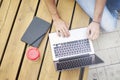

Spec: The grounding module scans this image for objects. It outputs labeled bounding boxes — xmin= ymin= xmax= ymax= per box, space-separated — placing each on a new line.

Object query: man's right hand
xmin=53 ymin=18 xmax=70 ymax=37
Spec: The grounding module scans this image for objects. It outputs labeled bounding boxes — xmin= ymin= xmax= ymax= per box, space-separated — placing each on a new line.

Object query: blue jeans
xmin=76 ymin=0 xmax=120 ymax=32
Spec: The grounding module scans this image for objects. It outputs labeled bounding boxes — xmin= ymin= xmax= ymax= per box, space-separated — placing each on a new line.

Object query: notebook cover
xmin=21 ymin=17 xmax=51 ymax=47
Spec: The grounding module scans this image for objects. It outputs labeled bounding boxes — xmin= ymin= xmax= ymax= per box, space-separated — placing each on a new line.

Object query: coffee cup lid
xmin=26 ymin=47 xmax=40 ymax=61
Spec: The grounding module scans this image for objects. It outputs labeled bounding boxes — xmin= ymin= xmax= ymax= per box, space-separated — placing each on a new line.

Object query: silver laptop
xmin=49 ymin=27 xmax=103 ymax=71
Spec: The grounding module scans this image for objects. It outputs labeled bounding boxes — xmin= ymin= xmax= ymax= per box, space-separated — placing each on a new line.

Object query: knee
xmin=101 ymin=19 xmax=117 ymax=32
xmin=104 ymin=24 xmax=116 ymax=32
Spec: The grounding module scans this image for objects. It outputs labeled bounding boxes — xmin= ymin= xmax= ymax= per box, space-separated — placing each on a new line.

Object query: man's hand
xmin=53 ymin=18 xmax=70 ymax=37
xmin=45 ymin=0 xmax=70 ymax=37
xmin=87 ymin=21 xmax=100 ymax=40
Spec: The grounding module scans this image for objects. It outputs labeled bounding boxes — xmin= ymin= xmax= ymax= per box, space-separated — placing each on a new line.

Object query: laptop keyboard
xmin=53 ymin=39 xmax=91 ymax=58
xmin=56 ymin=56 xmax=93 ymax=70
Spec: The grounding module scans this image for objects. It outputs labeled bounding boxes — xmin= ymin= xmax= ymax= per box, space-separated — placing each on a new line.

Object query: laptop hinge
xmin=59 ymin=53 xmax=91 ymax=62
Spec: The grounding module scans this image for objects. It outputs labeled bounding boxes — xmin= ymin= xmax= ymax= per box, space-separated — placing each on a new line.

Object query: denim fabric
xmin=76 ymin=0 xmax=119 ymax=32
xmin=106 ymin=0 xmax=120 ymax=10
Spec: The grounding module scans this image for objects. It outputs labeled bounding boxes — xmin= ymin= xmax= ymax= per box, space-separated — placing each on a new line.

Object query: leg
xmin=76 ymin=0 xmax=117 ymax=32
xmin=106 ymin=0 xmax=120 ymax=10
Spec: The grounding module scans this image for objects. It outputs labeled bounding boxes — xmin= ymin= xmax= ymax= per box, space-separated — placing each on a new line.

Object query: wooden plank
xmin=18 ymin=0 xmax=53 ymax=79
xmin=56 ymin=0 xmax=74 ymax=24
xmin=38 ymin=0 xmax=52 ymax=23
xmin=0 ymin=0 xmax=3 ymax=7
xmin=0 ymin=0 xmax=20 ymax=60
xmin=82 ymin=67 xmax=89 ymax=80
xmin=71 ymin=2 xmax=89 ymax=29
xmin=0 ymin=0 xmax=10 ymax=29
xmin=0 ymin=0 xmax=38 ymax=79
xmin=39 ymin=0 xmax=76 ymax=79
xmin=60 ymin=69 xmax=79 ymax=80
xmin=0 ymin=0 xmax=10 ymax=60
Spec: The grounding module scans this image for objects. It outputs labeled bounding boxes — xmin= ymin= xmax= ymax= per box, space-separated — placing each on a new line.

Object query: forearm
xmin=45 ymin=0 xmax=60 ymax=21
xmin=93 ymin=0 xmax=107 ymax=23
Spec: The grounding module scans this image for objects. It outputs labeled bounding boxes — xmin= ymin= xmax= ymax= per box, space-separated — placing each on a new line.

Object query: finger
xmin=60 ymin=28 xmax=67 ymax=37
xmin=57 ymin=31 xmax=60 ymax=36
xmin=93 ymin=32 xmax=99 ymax=40
xmin=62 ymin=24 xmax=70 ymax=36
xmin=63 ymin=27 xmax=70 ymax=37
xmin=66 ymin=23 xmax=70 ymax=29
xmin=87 ymin=28 xmax=90 ymax=38
xmin=92 ymin=34 xmax=97 ymax=40
xmin=57 ymin=30 xmax=61 ymax=37
xmin=89 ymin=31 xmax=95 ymax=40
xmin=59 ymin=29 xmax=66 ymax=37
xmin=62 ymin=27 xmax=70 ymax=37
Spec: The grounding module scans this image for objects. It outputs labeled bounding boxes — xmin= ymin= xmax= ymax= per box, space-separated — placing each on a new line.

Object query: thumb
xmin=87 ymin=28 xmax=90 ymax=38
xmin=56 ymin=28 xmax=61 ymax=37
xmin=66 ymin=23 xmax=70 ymax=29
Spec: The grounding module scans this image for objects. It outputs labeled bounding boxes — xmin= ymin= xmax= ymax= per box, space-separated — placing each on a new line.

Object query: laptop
xmin=49 ymin=27 xmax=103 ymax=71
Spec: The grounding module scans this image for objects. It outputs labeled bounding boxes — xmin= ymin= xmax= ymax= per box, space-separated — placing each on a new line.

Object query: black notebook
xmin=21 ymin=17 xmax=51 ymax=47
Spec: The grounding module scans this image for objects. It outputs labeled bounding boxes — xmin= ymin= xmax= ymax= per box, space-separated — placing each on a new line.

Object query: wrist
xmin=92 ymin=18 xmax=101 ymax=24
xmin=93 ymin=17 xmax=101 ymax=23
xmin=92 ymin=20 xmax=100 ymax=24
xmin=52 ymin=12 xmax=60 ymax=21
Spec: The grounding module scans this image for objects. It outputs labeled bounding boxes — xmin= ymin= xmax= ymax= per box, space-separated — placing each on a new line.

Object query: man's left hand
xmin=87 ymin=22 xmax=100 ymax=40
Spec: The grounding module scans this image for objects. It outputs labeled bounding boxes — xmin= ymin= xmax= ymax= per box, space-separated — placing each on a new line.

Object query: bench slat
xmin=0 ymin=0 xmax=10 ymax=29
xmin=0 ymin=0 xmax=38 ymax=79
xmin=82 ymin=67 xmax=89 ymax=80
xmin=72 ymin=3 xmax=89 ymax=28
xmin=0 ymin=0 xmax=20 ymax=62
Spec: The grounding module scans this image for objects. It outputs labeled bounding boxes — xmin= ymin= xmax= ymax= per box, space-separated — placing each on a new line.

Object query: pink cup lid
xmin=26 ymin=47 xmax=40 ymax=61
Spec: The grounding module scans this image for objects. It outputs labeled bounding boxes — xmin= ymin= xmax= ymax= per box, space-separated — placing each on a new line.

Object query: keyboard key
xmin=53 ymin=39 xmax=91 ymax=58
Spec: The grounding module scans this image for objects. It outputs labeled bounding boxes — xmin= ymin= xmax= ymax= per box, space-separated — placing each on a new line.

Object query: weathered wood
xmin=72 ymin=2 xmax=89 ymax=28
xmin=0 ymin=0 xmax=10 ymax=29
xmin=18 ymin=0 xmax=52 ymax=79
xmin=0 ymin=0 xmax=38 ymax=79
xmin=0 ymin=0 xmax=3 ymax=7
xmin=83 ymin=67 xmax=89 ymax=80
xmin=0 ymin=0 xmax=20 ymax=62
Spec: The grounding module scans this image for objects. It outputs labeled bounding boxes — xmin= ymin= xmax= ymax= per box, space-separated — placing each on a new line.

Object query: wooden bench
xmin=0 ymin=0 xmax=89 ymax=79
